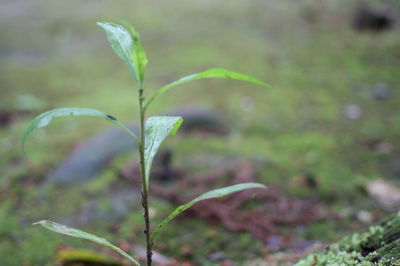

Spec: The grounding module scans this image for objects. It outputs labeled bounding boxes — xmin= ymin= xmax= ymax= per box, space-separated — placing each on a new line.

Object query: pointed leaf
xmin=144 ymin=116 xmax=183 ymax=188
xmin=150 ymin=183 xmax=266 ymax=241
xmin=145 ymin=68 xmax=269 ymax=110
xmin=21 ymin=107 xmax=138 ymax=152
xmin=97 ymin=22 xmax=147 ymax=87
xmin=34 ymin=220 xmax=140 ymax=266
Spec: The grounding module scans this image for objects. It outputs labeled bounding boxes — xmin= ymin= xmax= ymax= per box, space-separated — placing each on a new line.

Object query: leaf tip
xmin=250 ymin=183 xmax=267 ymax=189
xmin=96 ymin=21 xmax=107 ymax=27
xmin=97 ymin=21 xmax=114 ymax=32
xmin=170 ymin=117 xmax=183 ymax=136
xmin=20 ymin=141 xmax=26 ymax=155
xmin=32 ymin=220 xmax=46 ymax=226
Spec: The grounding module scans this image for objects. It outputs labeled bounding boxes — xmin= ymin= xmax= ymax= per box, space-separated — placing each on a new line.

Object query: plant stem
xmin=138 ymin=85 xmax=153 ymax=266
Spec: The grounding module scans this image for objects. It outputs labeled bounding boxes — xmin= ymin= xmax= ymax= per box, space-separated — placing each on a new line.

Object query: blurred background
xmin=1 ymin=0 xmax=400 ymax=265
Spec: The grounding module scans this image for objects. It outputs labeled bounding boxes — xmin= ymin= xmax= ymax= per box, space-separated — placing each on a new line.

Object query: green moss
xmin=296 ymin=213 xmax=400 ymax=265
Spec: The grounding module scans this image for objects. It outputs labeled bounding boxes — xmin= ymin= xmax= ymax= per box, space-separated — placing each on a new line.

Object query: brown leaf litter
xmin=122 ymin=160 xmax=326 ymax=242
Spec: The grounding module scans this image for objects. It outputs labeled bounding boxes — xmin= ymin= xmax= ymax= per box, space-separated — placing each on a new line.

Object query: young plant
xmin=22 ymin=22 xmax=268 ymax=265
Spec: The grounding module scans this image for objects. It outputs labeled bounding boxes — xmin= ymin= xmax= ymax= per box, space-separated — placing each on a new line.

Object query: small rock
xmin=0 ymin=110 xmax=13 ymax=128
xmin=344 ymin=104 xmax=362 ymax=119
xmin=373 ymin=82 xmax=392 ymax=100
xmin=366 ymin=179 xmax=400 ymax=211
xmin=353 ymin=4 xmax=395 ymax=32
xmin=375 ymin=141 xmax=393 ymax=155
xmin=207 ymin=251 xmax=226 ymax=261
xmin=357 ymin=210 xmax=374 ymax=223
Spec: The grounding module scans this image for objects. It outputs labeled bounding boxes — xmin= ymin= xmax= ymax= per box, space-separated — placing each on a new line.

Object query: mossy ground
xmin=1 ymin=0 xmax=400 ymax=264
xmin=295 ymin=213 xmax=400 ymax=265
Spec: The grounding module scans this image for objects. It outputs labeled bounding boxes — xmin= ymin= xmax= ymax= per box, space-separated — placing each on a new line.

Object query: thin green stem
xmin=138 ymin=85 xmax=153 ymax=266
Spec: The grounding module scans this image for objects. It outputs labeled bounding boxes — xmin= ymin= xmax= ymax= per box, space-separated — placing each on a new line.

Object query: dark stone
xmin=353 ymin=4 xmax=395 ymax=32
xmin=46 ymin=109 xmax=227 ymax=185
xmin=0 ymin=110 xmax=13 ymax=128
xmin=46 ymin=125 xmax=138 ymax=185
xmin=373 ymin=82 xmax=392 ymax=101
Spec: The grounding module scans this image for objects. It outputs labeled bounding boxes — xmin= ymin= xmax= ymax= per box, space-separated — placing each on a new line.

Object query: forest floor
xmin=1 ymin=0 xmax=400 ymax=265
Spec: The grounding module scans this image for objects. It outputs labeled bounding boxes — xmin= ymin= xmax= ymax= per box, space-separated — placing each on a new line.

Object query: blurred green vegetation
xmin=1 ymin=0 xmax=400 ymax=264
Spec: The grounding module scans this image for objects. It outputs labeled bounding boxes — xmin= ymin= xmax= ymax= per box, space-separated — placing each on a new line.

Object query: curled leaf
xmin=144 ymin=116 xmax=183 ymax=189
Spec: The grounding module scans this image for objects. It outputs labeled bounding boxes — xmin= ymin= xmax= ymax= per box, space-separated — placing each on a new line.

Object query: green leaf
xmin=144 ymin=116 xmax=183 ymax=188
xmin=34 ymin=220 xmax=140 ymax=266
xmin=97 ymin=22 xmax=147 ymax=87
xmin=124 ymin=23 xmax=148 ymax=85
xmin=150 ymin=183 xmax=266 ymax=241
xmin=21 ymin=107 xmax=139 ymax=152
xmin=145 ymin=68 xmax=269 ymax=110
